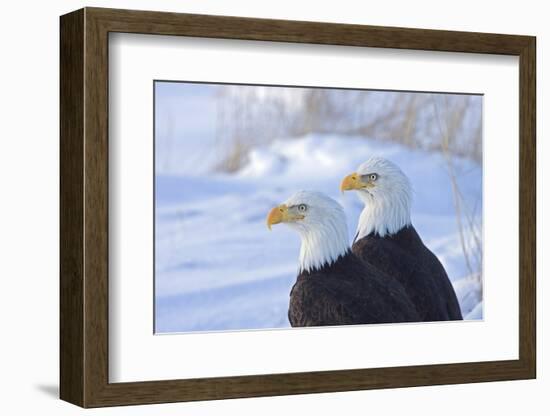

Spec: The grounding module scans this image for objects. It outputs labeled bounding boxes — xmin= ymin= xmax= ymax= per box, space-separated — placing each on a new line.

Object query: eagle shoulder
xmin=288 ymin=276 xmax=354 ymax=327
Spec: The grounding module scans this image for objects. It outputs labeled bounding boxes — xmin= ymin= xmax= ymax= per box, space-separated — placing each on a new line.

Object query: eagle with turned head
xmin=341 ymin=157 xmax=463 ymax=322
xmin=267 ymin=191 xmax=420 ymax=327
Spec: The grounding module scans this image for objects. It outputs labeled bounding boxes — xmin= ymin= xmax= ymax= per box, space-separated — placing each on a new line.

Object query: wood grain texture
xmin=59 ymin=7 xmax=537 ymax=408
xmin=83 ymin=10 xmax=110 ymax=406
xmin=518 ymin=38 xmax=536 ymax=376
xmin=87 ymin=7 xmax=532 ymax=54
xmin=59 ymin=8 xmax=84 ymax=406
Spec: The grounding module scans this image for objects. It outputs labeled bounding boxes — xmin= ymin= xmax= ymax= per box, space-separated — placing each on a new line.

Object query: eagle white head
xmin=340 ymin=157 xmax=412 ymax=239
xmin=266 ymin=191 xmax=349 ymax=273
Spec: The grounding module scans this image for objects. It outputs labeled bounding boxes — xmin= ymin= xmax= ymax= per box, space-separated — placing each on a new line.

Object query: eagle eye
xmin=369 ymin=173 xmax=378 ymax=181
xmin=298 ymin=204 xmax=307 ymax=212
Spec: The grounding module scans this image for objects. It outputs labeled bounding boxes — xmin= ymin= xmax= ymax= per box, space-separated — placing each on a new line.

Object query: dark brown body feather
xmin=288 ymin=251 xmax=420 ymax=327
xmin=352 ymin=225 xmax=463 ymax=321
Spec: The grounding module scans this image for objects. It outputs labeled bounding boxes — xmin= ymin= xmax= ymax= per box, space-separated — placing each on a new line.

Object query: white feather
xmin=283 ymin=191 xmax=349 ymax=273
xmin=354 ymin=157 xmax=412 ymax=239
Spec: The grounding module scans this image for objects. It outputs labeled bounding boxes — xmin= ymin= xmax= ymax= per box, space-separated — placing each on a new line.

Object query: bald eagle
xmin=267 ymin=191 xmax=419 ymax=327
xmin=340 ymin=157 xmax=463 ymax=321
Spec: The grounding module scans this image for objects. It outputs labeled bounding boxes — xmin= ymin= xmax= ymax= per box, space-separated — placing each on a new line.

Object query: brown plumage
xmin=267 ymin=191 xmax=420 ymax=328
xmin=288 ymin=250 xmax=420 ymax=327
xmin=352 ymin=225 xmax=463 ymax=321
xmin=341 ymin=158 xmax=463 ymax=322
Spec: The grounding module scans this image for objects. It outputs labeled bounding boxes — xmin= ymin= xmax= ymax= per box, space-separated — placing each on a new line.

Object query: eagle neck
xmin=297 ymin=215 xmax=350 ymax=274
xmin=355 ymin=189 xmax=411 ymax=240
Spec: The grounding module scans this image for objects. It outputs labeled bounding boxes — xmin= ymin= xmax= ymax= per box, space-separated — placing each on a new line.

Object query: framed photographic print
xmin=60 ymin=7 xmax=536 ymax=408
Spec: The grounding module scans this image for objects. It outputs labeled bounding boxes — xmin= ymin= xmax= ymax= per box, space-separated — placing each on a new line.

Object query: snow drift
xmin=155 ymin=134 xmax=483 ymax=333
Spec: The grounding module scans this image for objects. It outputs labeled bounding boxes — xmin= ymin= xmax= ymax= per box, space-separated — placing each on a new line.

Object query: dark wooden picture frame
xmin=60 ymin=7 xmax=536 ymax=408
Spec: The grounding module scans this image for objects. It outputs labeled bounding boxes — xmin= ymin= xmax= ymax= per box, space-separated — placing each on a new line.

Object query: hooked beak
xmin=267 ymin=204 xmax=289 ymax=230
xmin=340 ymin=172 xmax=369 ymax=193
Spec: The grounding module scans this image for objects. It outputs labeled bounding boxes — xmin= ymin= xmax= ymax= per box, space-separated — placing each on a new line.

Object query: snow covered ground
xmin=155 ymin=134 xmax=483 ymax=333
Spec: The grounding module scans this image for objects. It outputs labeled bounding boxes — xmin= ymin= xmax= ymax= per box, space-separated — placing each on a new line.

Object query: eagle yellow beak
xmin=340 ymin=172 xmax=368 ymax=192
xmin=267 ymin=204 xmax=289 ymax=230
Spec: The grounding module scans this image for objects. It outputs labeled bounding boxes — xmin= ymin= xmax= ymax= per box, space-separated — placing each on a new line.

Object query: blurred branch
xmin=214 ymin=87 xmax=482 ymax=174
xmin=432 ymin=95 xmax=483 ymax=281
